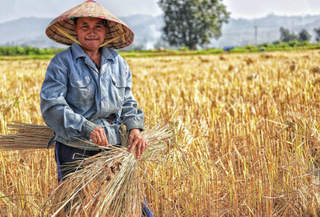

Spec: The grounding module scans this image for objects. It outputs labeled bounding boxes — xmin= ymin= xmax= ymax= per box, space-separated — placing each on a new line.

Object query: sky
xmin=0 ymin=0 xmax=320 ymax=23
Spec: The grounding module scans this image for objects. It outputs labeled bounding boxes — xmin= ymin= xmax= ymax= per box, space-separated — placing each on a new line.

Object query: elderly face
xmin=74 ymin=17 xmax=108 ymax=53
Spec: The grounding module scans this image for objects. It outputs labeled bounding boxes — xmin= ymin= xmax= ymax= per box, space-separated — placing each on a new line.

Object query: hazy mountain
xmin=0 ymin=14 xmax=320 ymax=49
xmin=0 ymin=17 xmax=63 ymax=48
xmin=212 ymin=14 xmax=320 ymax=48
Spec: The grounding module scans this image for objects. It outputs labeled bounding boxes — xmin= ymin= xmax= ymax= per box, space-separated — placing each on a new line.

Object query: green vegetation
xmin=0 ymin=46 xmax=64 ymax=56
xmin=0 ymin=41 xmax=320 ymax=60
xmin=119 ymin=42 xmax=320 ymax=57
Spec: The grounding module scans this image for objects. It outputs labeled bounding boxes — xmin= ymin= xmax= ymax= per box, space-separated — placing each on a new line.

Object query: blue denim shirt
xmin=40 ymin=43 xmax=144 ymax=149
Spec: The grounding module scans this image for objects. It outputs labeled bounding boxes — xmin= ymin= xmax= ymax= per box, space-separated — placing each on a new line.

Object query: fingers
xmin=128 ymin=134 xmax=147 ymax=159
xmin=90 ymin=127 xmax=109 ymax=147
xmin=128 ymin=133 xmax=134 ymax=149
xmin=129 ymin=136 xmax=139 ymax=154
xmin=130 ymin=138 xmax=142 ymax=160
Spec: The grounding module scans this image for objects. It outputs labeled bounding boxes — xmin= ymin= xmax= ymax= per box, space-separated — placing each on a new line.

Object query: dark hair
xmin=73 ymin=17 xmax=108 ymax=27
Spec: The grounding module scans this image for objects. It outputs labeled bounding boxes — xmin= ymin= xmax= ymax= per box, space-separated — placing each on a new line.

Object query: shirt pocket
xmin=110 ymin=75 xmax=126 ymax=106
xmin=69 ymin=76 xmax=95 ymax=110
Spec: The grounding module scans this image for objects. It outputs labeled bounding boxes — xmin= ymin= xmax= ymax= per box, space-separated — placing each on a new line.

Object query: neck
xmin=83 ymin=48 xmax=100 ymax=59
xmin=83 ymin=48 xmax=101 ymax=66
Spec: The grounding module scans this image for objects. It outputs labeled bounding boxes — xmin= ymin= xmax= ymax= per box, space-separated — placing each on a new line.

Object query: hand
xmin=90 ymin=127 xmax=109 ymax=147
xmin=128 ymin=129 xmax=147 ymax=159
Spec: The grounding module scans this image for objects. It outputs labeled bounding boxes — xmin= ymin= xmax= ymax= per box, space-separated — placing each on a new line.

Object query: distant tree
xmin=314 ymin=28 xmax=320 ymax=42
xmin=280 ymin=27 xmax=298 ymax=42
xmin=298 ymin=29 xmax=311 ymax=42
xmin=272 ymin=40 xmax=280 ymax=45
xmin=158 ymin=0 xmax=230 ymax=50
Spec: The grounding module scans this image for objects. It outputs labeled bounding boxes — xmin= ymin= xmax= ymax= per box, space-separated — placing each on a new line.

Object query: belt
xmin=90 ymin=114 xmax=116 ymax=124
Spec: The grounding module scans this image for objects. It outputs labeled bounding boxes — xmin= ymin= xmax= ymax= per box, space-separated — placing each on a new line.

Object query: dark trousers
xmin=55 ymin=142 xmax=154 ymax=217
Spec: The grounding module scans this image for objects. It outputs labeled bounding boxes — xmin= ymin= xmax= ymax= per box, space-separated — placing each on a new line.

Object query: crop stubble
xmin=1 ymin=51 xmax=320 ymax=216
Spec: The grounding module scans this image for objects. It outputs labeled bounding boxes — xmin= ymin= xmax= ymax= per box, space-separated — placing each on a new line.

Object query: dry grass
xmin=1 ymin=50 xmax=320 ymax=216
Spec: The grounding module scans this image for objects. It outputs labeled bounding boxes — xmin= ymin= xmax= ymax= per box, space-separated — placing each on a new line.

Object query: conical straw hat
xmin=45 ymin=0 xmax=134 ymax=49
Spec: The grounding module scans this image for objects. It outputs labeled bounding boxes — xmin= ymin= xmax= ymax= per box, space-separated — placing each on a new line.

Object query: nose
xmin=88 ymin=27 xmax=96 ymax=35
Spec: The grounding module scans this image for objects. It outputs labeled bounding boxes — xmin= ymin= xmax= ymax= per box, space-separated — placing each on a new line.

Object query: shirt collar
xmin=71 ymin=43 xmax=115 ymax=62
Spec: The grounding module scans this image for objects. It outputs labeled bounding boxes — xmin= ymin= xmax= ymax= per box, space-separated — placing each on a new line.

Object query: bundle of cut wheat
xmin=0 ymin=122 xmax=53 ymax=150
xmin=41 ymin=122 xmax=178 ymax=216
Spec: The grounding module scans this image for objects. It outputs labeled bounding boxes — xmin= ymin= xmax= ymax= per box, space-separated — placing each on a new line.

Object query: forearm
xmin=41 ymin=95 xmax=97 ymax=140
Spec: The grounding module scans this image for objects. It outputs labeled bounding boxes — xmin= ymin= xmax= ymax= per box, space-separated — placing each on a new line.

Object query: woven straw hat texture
xmin=45 ymin=0 xmax=134 ymax=49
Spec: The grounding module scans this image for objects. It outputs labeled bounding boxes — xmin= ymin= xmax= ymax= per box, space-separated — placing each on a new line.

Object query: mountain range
xmin=0 ymin=13 xmax=320 ymax=49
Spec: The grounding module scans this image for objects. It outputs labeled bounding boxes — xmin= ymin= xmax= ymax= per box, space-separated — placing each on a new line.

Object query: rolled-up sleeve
xmin=40 ymin=56 xmax=97 ymax=140
xmin=120 ymin=62 xmax=144 ymax=131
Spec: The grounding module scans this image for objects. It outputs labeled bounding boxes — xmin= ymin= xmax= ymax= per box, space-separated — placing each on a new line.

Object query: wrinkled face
xmin=74 ymin=17 xmax=108 ymax=52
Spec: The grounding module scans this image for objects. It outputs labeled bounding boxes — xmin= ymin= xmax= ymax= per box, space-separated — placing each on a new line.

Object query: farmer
xmin=40 ymin=0 xmax=153 ymax=216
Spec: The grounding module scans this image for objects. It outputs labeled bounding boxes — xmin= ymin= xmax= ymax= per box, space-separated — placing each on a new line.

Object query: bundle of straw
xmin=0 ymin=122 xmax=54 ymax=150
xmin=42 ymin=122 xmax=176 ymax=216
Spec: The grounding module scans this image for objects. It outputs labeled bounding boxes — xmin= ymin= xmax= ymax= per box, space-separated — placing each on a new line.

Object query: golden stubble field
xmin=1 ymin=50 xmax=320 ymax=216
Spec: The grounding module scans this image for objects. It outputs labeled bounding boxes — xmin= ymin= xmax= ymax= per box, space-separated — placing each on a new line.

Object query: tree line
xmin=274 ymin=27 xmax=320 ymax=44
xmin=0 ymin=46 xmax=64 ymax=56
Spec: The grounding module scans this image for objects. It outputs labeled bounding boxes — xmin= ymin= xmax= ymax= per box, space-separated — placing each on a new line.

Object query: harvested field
xmin=1 ymin=50 xmax=320 ymax=216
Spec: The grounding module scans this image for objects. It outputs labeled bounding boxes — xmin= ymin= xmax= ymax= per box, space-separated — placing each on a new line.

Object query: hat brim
xmin=45 ymin=1 xmax=134 ymax=49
